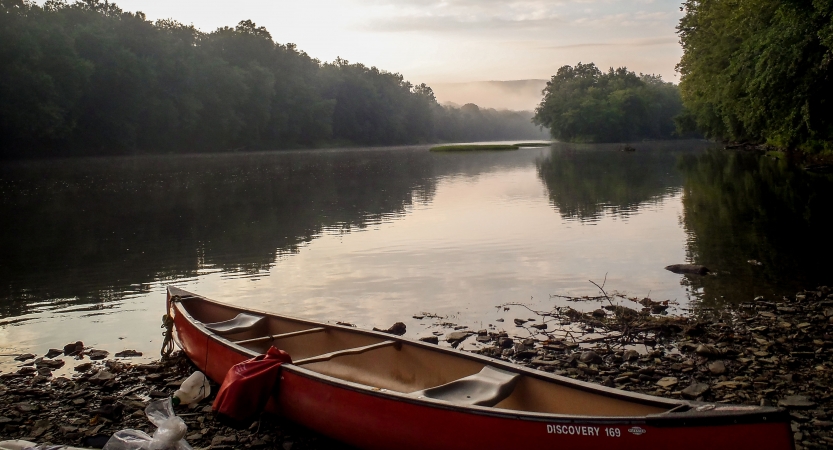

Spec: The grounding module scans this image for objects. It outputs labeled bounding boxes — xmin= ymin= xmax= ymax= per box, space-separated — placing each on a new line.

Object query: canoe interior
xmin=176 ymin=295 xmax=671 ymax=417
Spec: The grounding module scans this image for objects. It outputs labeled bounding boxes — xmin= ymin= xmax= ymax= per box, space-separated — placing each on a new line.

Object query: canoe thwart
xmin=234 ymin=327 xmax=327 ymax=345
xmin=294 ymin=340 xmax=400 ymax=365
xmin=205 ymin=312 xmax=265 ymax=335
xmin=410 ymin=365 xmax=519 ymax=407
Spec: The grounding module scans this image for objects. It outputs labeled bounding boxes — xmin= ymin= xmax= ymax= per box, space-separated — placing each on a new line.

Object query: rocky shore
xmin=2 ymin=287 xmax=831 ymax=449
xmin=465 ymin=287 xmax=833 ymax=450
xmin=0 ymin=351 xmax=347 ymax=449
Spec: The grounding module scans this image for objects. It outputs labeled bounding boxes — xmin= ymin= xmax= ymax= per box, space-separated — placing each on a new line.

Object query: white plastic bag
xmin=103 ymin=398 xmax=191 ymax=450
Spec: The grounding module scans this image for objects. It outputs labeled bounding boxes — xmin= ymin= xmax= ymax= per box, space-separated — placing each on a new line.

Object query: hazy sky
xmin=104 ymin=0 xmax=684 ymax=86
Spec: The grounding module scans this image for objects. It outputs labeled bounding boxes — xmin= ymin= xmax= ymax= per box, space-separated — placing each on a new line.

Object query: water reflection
xmin=678 ymin=150 xmax=833 ymax=304
xmin=535 ymin=141 xmax=700 ymax=221
xmin=5 ymin=141 xmax=831 ymax=365
xmin=0 ymin=149 xmax=437 ymax=317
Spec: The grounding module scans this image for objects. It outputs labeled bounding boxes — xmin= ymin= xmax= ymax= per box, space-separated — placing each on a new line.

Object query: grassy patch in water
xmin=514 ymin=142 xmax=552 ymax=147
xmin=429 ymin=144 xmax=519 ymax=152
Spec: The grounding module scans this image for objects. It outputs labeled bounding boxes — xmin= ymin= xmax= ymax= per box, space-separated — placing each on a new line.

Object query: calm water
xmin=2 ymin=142 xmax=832 ymax=370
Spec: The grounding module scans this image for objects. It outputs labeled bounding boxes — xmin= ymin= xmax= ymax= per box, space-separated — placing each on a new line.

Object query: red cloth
xmin=212 ymin=346 xmax=292 ymax=422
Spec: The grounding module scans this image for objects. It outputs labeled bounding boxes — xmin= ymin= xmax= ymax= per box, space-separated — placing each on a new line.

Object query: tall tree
xmin=677 ymin=0 xmax=833 ymax=150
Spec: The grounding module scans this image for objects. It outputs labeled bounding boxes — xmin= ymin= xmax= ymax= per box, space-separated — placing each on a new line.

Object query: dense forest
xmin=676 ymin=0 xmax=833 ymax=151
xmin=0 ymin=0 xmax=545 ymax=158
xmin=533 ymin=63 xmax=685 ymax=143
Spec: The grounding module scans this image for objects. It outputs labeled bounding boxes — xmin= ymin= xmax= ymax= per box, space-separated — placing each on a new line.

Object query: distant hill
xmin=430 ymin=79 xmax=548 ymax=111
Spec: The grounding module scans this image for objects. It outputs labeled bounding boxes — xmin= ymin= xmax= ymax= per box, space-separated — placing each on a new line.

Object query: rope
xmin=161 ymin=295 xmax=180 ymax=358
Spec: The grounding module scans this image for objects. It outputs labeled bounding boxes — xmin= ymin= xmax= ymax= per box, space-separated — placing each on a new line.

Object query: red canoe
xmin=167 ymin=286 xmax=794 ymax=450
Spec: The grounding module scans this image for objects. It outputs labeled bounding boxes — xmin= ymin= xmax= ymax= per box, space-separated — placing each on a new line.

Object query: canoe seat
xmin=410 ymin=366 xmax=519 ymax=407
xmin=204 ymin=313 xmax=265 ymax=335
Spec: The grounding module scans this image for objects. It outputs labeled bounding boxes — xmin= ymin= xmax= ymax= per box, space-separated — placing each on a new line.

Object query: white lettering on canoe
xmin=546 ymin=425 xmax=603 ymax=436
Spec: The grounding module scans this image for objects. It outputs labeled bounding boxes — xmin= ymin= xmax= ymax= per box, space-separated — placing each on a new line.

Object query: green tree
xmin=533 ymin=63 xmax=684 ymax=143
xmin=676 ymin=0 xmax=833 ymax=150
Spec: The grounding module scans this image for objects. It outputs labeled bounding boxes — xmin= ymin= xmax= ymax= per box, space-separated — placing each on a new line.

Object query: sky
xmin=81 ymin=0 xmax=686 ymax=108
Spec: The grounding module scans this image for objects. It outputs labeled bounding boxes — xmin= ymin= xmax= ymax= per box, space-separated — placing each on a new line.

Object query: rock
xmin=812 ymin=419 xmax=833 ymax=428
xmin=88 ymin=370 xmax=115 ymax=384
xmin=44 ymin=348 xmax=62 ymax=358
xmin=497 ymin=337 xmax=514 ymax=349
xmin=15 ymin=402 xmax=37 ymax=413
xmin=579 ymin=351 xmax=604 ymax=365
xmin=13 ymin=353 xmax=35 ymax=361
xmin=695 ymin=344 xmax=718 ymax=357
xmin=17 ymin=366 xmax=37 ymax=375
xmin=90 ymin=403 xmax=124 ymax=420
xmin=446 ymin=331 xmax=471 ymax=347
xmin=681 ymin=383 xmax=710 ymax=399
xmin=591 ymin=309 xmax=606 ymax=318
xmin=708 ymin=360 xmax=726 ymax=375
xmin=63 ymin=341 xmax=83 ymax=355
xmin=778 ymin=396 xmax=816 ymax=409
xmin=74 ymin=362 xmax=93 ymax=372
xmin=664 ymin=264 xmax=710 ymax=275
xmin=114 ymin=350 xmax=142 ymax=358
xmin=513 ymin=318 xmax=528 ymax=326
xmin=418 ymin=336 xmax=439 ymax=345
xmin=146 ymin=373 xmax=166 ymax=382
xmin=373 ymin=322 xmax=406 ymax=336
xmin=211 ymin=435 xmax=237 ymax=447
xmin=35 ymin=358 xmax=64 ymax=369
xmin=656 ymin=377 xmax=679 ymax=389
xmin=622 ymin=349 xmax=639 ymax=361
xmin=531 ymin=323 xmax=548 ymax=330
xmin=87 ymin=349 xmax=109 ymax=360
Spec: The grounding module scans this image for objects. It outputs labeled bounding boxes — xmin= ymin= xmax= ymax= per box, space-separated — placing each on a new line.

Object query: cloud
xmin=542 ymin=36 xmax=678 ymax=49
xmin=361 ymin=15 xmax=567 ymax=33
xmin=354 ymin=0 xmax=679 ymax=34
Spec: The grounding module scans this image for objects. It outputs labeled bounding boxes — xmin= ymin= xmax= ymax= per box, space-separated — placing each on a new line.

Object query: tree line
xmin=532 ymin=63 xmax=686 ymax=143
xmin=0 ymin=0 xmax=545 ymax=158
xmin=675 ymin=0 xmax=832 ymax=152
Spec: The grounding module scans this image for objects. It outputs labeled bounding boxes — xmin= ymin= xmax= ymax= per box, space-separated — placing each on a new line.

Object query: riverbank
xmin=0 ymin=351 xmax=347 ymax=449
xmin=1 ymin=287 xmax=830 ymax=449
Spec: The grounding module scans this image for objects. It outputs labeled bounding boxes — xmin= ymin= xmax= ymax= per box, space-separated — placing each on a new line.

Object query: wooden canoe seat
xmin=410 ymin=366 xmax=519 ymax=407
xmin=205 ymin=312 xmax=265 ymax=335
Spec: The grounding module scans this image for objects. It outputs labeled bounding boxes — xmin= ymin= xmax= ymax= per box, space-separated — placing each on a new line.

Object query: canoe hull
xmin=169 ymin=290 xmax=794 ymax=450
xmin=280 ymin=370 xmax=793 ymax=450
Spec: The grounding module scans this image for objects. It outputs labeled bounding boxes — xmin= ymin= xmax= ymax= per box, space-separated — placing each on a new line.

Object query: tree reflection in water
xmin=678 ymin=150 xmax=833 ymax=305
xmin=0 ymin=150 xmax=437 ymax=317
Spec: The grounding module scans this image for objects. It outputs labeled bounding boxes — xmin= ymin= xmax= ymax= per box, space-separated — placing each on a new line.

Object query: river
xmin=2 ymin=141 xmax=832 ymax=371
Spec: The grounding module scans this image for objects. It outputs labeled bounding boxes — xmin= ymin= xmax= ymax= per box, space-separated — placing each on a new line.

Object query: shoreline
xmin=1 ymin=287 xmax=830 ymax=449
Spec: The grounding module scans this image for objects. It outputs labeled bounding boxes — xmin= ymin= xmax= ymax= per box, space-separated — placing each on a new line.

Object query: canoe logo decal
xmin=627 ymin=426 xmax=646 ymax=436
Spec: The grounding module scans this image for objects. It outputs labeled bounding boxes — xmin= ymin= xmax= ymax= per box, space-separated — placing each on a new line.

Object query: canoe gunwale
xmin=167 ymin=286 xmax=789 ymax=428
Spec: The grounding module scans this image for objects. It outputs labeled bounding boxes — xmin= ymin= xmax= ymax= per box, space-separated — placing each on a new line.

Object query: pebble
xmin=681 ymin=383 xmax=710 ymax=399
xmin=708 ymin=360 xmax=726 ymax=374
xmin=656 ymin=377 xmax=679 ymax=389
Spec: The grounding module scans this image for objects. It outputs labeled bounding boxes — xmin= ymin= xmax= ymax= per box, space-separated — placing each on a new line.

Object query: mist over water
xmin=2 ymin=141 xmax=831 ymax=371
